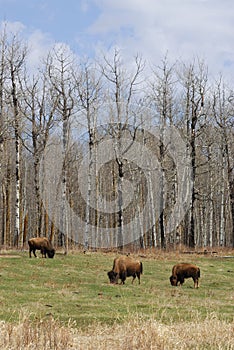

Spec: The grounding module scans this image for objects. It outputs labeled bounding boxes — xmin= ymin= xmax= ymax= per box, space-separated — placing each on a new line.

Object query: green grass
xmin=0 ymin=250 xmax=233 ymax=328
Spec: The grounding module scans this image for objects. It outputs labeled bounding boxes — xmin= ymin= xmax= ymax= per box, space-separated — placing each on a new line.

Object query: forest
xmin=0 ymin=27 xmax=233 ymax=251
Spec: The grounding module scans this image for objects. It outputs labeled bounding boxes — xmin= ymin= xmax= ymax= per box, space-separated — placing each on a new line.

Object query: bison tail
xmin=140 ymin=262 xmax=143 ymax=274
xmin=198 ymin=268 xmax=201 ymax=278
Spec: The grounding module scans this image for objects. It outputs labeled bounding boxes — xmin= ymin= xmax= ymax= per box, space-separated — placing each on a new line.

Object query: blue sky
xmin=1 ymin=0 xmax=234 ymax=81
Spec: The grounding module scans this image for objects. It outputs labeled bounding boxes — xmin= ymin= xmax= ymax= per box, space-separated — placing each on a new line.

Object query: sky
xmin=1 ymin=0 xmax=234 ymax=82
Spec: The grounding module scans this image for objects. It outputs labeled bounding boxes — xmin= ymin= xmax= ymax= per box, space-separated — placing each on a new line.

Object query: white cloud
xmin=27 ymin=29 xmax=53 ymax=69
xmin=0 ymin=21 xmax=54 ymax=72
xmin=80 ymin=0 xmax=90 ymax=13
xmin=0 ymin=20 xmax=25 ymax=34
xmin=1 ymin=1 xmax=234 ymax=82
xmin=87 ymin=0 xmax=234 ymax=80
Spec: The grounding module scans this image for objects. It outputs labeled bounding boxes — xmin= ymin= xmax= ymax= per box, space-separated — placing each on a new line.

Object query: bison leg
xmin=120 ymin=277 xmax=126 ymax=284
xmin=136 ymin=272 xmax=141 ymax=284
xmin=193 ymin=278 xmax=199 ymax=288
xmin=119 ymin=272 xmax=126 ymax=284
xmin=131 ymin=273 xmax=136 ymax=284
xmin=178 ymin=276 xmax=184 ymax=286
xmin=40 ymin=248 xmax=46 ymax=258
xmin=29 ymin=246 xmax=36 ymax=258
xmin=30 ymin=248 xmax=37 ymax=258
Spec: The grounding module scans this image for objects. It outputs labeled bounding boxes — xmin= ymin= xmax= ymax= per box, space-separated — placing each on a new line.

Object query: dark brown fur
xmin=169 ymin=263 xmax=200 ymax=288
xmin=28 ymin=237 xmax=55 ymax=258
xmin=107 ymin=256 xmax=143 ymax=285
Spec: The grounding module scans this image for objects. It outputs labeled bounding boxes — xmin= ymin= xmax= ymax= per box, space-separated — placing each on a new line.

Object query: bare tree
xmin=148 ymin=56 xmax=176 ymax=249
xmin=73 ymin=59 xmax=102 ymax=248
xmin=99 ymin=49 xmax=145 ymax=248
xmin=20 ymin=56 xmax=58 ymax=239
xmin=5 ymin=33 xmax=27 ymax=247
xmin=179 ymin=60 xmax=207 ymax=248
xmin=47 ymin=45 xmax=75 ymax=253
xmin=212 ymin=79 xmax=234 ymax=246
xmin=0 ymin=26 xmax=10 ymax=246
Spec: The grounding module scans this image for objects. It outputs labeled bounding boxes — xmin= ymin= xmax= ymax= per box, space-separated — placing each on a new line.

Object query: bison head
xmin=107 ymin=270 xmax=118 ymax=284
xmin=169 ymin=275 xmax=178 ymax=286
xmin=47 ymin=249 xmax=55 ymax=258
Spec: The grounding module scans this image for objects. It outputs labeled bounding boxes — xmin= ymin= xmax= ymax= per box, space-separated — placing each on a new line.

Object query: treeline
xmin=0 ymin=28 xmax=233 ymax=250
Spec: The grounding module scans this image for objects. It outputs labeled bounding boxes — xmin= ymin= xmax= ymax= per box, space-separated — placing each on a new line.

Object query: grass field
xmin=0 ymin=248 xmax=233 ymax=349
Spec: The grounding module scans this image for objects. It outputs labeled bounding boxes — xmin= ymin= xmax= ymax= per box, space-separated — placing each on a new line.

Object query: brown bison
xmin=107 ymin=256 xmax=143 ymax=285
xmin=28 ymin=237 xmax=55 ymax=258
xmin=169 ymin=263 xmax=200 ymax=288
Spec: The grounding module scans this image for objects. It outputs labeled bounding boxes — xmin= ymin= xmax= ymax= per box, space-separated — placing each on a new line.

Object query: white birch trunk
xmin=208 ymin=146 xmax=214 ymax=247
xmin=61 ymin=118 xmax=69 ymax=254
xmin=14 ymin=128 xmax=20 ymax=246
xmin=220 ymin=154 xmax=225 ymax=246
xmin=218 ymin=142 xmax=226 ymax=246
xmin=148 ymin=173 xmax=156 ymax=248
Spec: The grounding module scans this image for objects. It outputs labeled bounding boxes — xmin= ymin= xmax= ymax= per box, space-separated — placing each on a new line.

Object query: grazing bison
xmin=28 ymin=237 xmax=55 ymax=258
xmin=169 ymin=263 xmax=200 ymax=288
xmin=107 ymin=256 xmax=143 ymax=285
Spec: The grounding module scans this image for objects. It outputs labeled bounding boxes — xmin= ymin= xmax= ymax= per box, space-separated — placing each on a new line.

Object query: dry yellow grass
xmin=73 ymin=314 xmax=234 ymax=350
xmin=0 ymin=313 xmax=233 ymax=350
xmin=0 ymin=314 xmax=74 ymax=350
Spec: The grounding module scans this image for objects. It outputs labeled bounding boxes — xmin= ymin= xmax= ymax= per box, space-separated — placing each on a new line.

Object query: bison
xmin=169 ymin=263 xmax=200 ymax=288
xmin=28 ymin=237 xmax=55 ymax=258
xmin=107 ymin=256 xmax=143 ymax=285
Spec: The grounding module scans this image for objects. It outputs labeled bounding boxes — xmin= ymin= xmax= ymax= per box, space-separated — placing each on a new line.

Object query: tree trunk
xmin=189 ymin=114 xmax=196 ymax=248
xmin=117 ymin=158 xmax=124 ymax=249
xmin=61 ymin=118 xmax=69 ymax=254
xmin=159 ymin=128 xmax=166 ymax=249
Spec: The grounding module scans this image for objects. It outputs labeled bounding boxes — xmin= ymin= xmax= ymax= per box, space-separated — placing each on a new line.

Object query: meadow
xmin=0 ymin=248 xmax=233 ymax=349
